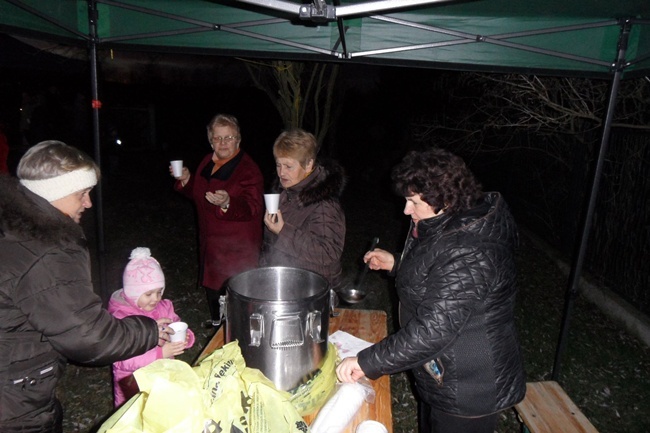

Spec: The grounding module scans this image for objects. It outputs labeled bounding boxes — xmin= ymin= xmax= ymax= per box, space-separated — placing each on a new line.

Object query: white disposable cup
xmin=356 ymin=420 xmax=388 ymax=433
xmin=168 ymin=321 xmax=188 ymax=343
xmin=264 ymin=193 xmax=280 ymax=214
xmin=170 ymin=160 xmax=183 ymax=178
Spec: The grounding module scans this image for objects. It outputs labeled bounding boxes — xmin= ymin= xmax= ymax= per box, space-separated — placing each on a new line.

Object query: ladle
xmin=337 ymin=237 xmax=379 ymax=304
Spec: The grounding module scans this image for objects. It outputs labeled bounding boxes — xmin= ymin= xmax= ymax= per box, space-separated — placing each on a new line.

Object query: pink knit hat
xmin=122 ymin=247 xmax=165 ymax=302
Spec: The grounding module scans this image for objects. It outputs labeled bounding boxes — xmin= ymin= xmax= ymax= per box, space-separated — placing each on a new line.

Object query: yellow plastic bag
xmin=289 ymin=343 xmax=338 ymax=416
xmin=98 ymin=341 xmax=313 ymax=433
xmin=140 ymin=375 xmax=204 ymax=432
xmin=97 ymin=393 xmax=146 ymax=433
xmin=196 ymin=341 xmax=250 ymax=432
xmin=140 ymin=360 xmax=206 ymax=432
xmin=99 ymin=359 xmax=208 ymax=433
xmin=249 ymin=381 xmax=309 ymax=433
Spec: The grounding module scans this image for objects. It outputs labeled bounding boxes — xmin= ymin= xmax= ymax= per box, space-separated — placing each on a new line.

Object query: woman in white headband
xmin=17 ymin=140 xmax=100 ymax=223
xmin=0 ymin=140 xmax=172 ymax=433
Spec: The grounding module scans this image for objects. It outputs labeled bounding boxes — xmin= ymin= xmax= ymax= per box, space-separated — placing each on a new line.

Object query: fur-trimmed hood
xmin=0 ymin=174 xmax=85 ymax=247
xmin=274 ymin=158 xmax=346 ymax=207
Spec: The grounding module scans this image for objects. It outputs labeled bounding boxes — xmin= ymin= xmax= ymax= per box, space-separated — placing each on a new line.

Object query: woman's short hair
xmin=392 ymin=147 xmax=483 ymax=214
xmin=17 ymin=140 xmax=100 ymax=181
xmin=206 ymin=114 xmax=240 ymax=142
xmin=273 ymin=129 xmax=318 ymax=168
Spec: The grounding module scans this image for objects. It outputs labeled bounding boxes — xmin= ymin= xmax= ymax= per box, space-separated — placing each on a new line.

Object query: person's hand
xmin=169 ymin=165 xmax=190 ymax=185
xmin=162 ymin=341 xmax=186 ymax=358
xmin=205 ymin=190 xmax=229 ymax=208
xmin=336 ymin=357 xmax=366 ymax=383
xmin=156 ymin=318 xmax=173 ymax=346
xmin=364 ymin=248 xmax=394 ymax=271
xmin=263 ymin=209 xmax=284 ymax=234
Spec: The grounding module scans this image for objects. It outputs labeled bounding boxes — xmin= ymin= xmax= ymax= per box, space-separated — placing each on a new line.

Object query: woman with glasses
xmin=260 ymin=128 xmax=346 ymax=291
xmin=172 ymin=114 xmax=264 ymax=325
xmin=336 ymin=147 xmax=526 ymax=433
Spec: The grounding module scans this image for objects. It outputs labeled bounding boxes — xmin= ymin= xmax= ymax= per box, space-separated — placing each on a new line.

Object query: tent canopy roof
xmin=1 ymin=0 xmax=650 ymax=78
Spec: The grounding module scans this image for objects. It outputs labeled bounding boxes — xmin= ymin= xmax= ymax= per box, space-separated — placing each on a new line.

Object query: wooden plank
xmin=196 ymin=308 xmax=393 ymax=433
xmin=515 ymin=381 xmax=599 ymax=433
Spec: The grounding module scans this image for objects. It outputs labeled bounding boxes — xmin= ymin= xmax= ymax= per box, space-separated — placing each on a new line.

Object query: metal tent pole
xmin=551 ymin=19 xmax=631 ymax=381
xmin=87 ymin=0 xmax=108 ymax=305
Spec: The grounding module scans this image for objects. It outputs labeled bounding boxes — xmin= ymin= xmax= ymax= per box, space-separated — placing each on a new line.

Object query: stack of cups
xmin=310 ymin=383 xmax=367 ymax=433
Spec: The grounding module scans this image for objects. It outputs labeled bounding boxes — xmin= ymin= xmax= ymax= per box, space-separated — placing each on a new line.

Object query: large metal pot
xmin=221 ymin=266 xmax=330 ymax=391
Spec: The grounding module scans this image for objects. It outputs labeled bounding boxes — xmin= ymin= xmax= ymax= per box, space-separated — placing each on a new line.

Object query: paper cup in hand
xmin=356 ymin=420 xmax=389 ymax=433
xmin=168 ymin=321 xmax=188 ymax=343
xmin=170 ymin=160 xmax=183 ymax=178
xmin=264 ymin=193 xmax=280 ymax=214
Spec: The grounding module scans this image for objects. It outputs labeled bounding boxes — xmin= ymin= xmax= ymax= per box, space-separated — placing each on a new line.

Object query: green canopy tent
xmin=2 ymin=0 xmax=649 ymax=381
xmin=2 ymin=0 xmax=650 ymax=75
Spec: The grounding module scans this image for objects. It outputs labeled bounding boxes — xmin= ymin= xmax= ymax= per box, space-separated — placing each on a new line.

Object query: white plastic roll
xmin=356 ymin=420 xmax=388 ymax=433
xmin=310 ymin=383 xmax=367 ymax=433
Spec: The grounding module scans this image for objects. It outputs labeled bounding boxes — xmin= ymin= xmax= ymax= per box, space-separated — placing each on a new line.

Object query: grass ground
xmin=57 ymin=152 xmax=650 ymax=432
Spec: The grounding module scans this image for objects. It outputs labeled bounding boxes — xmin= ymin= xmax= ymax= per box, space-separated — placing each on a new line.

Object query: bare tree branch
xmin=242 ymin=59 xmax=340 ymax=145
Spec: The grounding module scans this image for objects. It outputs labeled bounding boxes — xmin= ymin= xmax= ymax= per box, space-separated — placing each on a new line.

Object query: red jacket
xmin=175 ymin=151 xmax=264 ymax=291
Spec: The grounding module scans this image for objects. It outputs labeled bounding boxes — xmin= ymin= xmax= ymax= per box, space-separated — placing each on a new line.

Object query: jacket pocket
xmin=422 ymin=357 xmax=445 ymax=387
xmin=1 ymin=356 xmax=63 ymax=421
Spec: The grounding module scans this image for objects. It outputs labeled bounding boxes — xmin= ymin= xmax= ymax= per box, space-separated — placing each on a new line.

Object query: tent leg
xmin=551 ymin=20 xmax=631 ymax=381
xmin=87 ymin=0 xmax=108 ymax=306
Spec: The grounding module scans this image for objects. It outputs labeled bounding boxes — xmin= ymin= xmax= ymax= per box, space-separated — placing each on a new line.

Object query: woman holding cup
xmin=336 ymin=148 xmax=525 ymax=433
xmin=0 ymin=141 xmax=170 ymax=432
xmin=170 ymin=114 xmax=264 ymax=326
xmin=260 ymin=128 xmax=346 ymax=291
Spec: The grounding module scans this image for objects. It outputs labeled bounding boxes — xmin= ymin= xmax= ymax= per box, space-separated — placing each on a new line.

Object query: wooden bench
xmin=514 ymin=381 xmax=599 ymax=433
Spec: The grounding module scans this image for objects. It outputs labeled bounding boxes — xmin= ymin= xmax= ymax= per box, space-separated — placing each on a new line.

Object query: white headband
xmin=20 ymin=168 xmax=98 ymax=202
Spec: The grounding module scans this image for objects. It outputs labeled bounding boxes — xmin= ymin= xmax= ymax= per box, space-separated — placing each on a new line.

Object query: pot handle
xmin=249 ymin=313 xmax=264 ymax=347
xmin=211 ymin=295 xmax=227 ymax=327
xmin=271 ymin=315 xmax=304 ymax=348
xmin=307 ymin=311 xmax=324 ymax=343
xmin=329 ymin=289 xmax=340 ymax=317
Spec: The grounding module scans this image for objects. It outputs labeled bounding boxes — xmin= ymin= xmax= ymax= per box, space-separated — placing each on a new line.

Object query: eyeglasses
xmin=211 ymin=135 xmax=239 ymax=144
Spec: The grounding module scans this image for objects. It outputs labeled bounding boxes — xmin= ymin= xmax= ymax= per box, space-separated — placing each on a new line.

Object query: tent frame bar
xmin=234 ymin=0 xmax=460 ymax=20
xmin=359 ymin=15 xmax=615 ymax=67
xmin=97 ymin=0 xmax=625 ymax=70
xmin=4 ymin=0 xmax=643 ymax=76
xmin=87 ymin=0 xmax=109 ymax=304
xmin=551 ymin=18 xmax=631 ymax=381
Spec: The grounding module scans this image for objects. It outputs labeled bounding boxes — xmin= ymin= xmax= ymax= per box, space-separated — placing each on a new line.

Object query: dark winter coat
xmin=0 ymin=175 xmax=159 ymax=432
xmin=358 ymin=192 xmax=526 ymax=416
xmin=175 ymin=151 xmax=264 ymax=291
xmin=260 ymin=159 xmax=346 ymax=289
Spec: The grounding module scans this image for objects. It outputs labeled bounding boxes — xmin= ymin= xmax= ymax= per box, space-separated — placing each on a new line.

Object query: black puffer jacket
xmin=0 ymin=175 xmax=159 ymax=432
xmin=358 ymin=192 xmax=526 ymax=416
xmin=260 ymin=158 xmax=346 ymax=289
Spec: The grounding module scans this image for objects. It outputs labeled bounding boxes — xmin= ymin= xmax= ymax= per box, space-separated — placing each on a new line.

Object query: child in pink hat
xmin=108 ymin=247 xmax=196 ymax=407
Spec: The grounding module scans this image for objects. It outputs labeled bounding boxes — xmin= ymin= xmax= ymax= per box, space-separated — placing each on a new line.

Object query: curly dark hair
xmin=392 ymin=147 xmax=483 ymax=214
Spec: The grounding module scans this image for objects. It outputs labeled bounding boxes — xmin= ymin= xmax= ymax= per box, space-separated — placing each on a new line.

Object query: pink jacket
xmin=107 ymin=290 xmax=196 ymax=407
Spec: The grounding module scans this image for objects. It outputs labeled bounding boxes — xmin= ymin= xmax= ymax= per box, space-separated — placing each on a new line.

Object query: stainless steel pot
xmin=221 ymin=266 xmax=330 ymax=391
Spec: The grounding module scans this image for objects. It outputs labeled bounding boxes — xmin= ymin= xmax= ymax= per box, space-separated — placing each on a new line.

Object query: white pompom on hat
xmin=122 ymin=247 xmax=165 ymax=302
